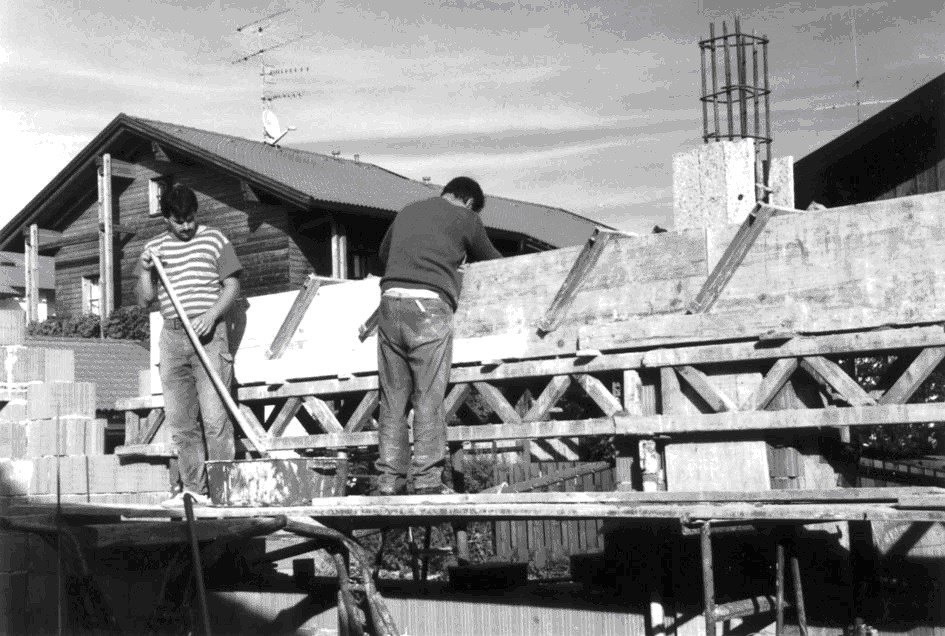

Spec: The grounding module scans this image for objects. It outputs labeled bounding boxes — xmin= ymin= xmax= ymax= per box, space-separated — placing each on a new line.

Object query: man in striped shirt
xmin=137 ymin=184 xmax=242 ymax=507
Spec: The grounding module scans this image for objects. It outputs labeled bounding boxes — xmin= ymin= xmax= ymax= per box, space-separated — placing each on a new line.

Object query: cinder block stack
xmin=0 ymin=311 xmax=171 ymax=633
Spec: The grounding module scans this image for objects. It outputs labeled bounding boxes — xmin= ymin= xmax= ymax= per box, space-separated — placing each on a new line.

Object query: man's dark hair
xmin=442 ymin=176 xmax=485 ymax=212
xmin=160 ymin=184 xmax=198 ymax=218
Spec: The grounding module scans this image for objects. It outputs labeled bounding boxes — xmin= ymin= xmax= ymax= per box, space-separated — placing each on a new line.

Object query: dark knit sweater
xmin=379 ymin=196 xmax=502 ymax=309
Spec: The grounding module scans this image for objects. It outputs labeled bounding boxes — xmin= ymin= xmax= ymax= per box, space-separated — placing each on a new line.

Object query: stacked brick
xmin=0 ymin=312 xmax=171 ymax=634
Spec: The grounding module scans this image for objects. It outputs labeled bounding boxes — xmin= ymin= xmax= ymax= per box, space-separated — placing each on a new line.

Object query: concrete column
xmin=672 ymin=139 xmax=756 ymax=230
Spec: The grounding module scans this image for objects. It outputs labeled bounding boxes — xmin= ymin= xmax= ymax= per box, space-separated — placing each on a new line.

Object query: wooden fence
xmin=492 ymin=462 xmax=615 ymax=565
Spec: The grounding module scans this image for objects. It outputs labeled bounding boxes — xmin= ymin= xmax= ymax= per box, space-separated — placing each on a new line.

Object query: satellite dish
xmin=262 ymin=108 xmax=282 ymax=141
xmin=262 ymin=106 xmax=296 ymax=145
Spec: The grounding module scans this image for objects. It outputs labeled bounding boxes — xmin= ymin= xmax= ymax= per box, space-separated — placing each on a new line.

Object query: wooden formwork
xmin=101 ymin=192 xmax=945 ymax=634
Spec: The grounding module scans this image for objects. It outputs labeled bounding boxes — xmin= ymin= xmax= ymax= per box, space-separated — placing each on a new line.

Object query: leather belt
xmin=165 ymin=317 xmax=186 ymax=330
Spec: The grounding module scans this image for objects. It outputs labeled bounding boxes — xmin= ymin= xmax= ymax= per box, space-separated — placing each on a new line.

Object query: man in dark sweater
xmin=376 ymin=176 xmax=502 ymax=495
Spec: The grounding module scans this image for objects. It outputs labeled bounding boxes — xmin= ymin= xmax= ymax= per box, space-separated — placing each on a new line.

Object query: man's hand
xmin=191 ymin=311 xmax=218 ymax=338
xmin=140 ymin=246 xmax=159 ymax=270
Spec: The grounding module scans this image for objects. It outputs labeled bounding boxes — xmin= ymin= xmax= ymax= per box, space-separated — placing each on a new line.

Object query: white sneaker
xmin=160 ymin=490 xmax=212 ymax=508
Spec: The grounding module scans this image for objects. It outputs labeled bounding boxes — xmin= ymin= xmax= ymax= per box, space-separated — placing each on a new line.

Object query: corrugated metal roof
xmin=133 ymin=117 xmax=605 ymax=247
xmin=26 ymin=336 xmax=149 ymax=410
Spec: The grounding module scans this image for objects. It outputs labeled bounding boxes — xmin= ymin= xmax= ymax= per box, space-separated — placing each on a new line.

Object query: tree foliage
xmin=26 ymin=306 xmax=150 ymax=342
xmin=845 ymin=354 xmax=945 ymax=457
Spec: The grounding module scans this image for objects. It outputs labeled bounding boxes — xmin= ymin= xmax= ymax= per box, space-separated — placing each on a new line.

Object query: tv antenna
xmin=813 ymin=8 xmax=894 ymax=120
xmin=232 ymin=9 xmax=309 ymax=145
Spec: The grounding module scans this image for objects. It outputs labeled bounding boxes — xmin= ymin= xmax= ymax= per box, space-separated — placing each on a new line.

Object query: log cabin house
xmin=0 ymin=114 xmax=606 ymax=320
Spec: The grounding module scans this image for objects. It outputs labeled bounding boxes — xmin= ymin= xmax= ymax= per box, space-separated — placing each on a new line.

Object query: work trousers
xmin=159 ymin=321 xmax=235 ymax=496
xmin=375 ymin=293 xmax=454 ymax=492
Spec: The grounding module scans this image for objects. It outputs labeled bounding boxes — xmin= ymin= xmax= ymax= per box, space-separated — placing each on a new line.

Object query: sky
xmin=1 ymin=1 xmax=943 ymax=234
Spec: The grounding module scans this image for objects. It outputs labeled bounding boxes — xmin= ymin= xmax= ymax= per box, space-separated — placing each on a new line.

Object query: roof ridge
xmin=132 ymin=115 xmax=392 ymax=171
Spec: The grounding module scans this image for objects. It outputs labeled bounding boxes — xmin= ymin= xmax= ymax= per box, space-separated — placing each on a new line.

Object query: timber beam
xmin=115 ymin=326 xmax=945 ymax=410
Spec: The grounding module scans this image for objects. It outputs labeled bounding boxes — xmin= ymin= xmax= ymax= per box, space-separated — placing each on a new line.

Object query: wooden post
xmin=24 ymin=224 xmax=39 ymax=323
xmin=615 ymin=370 xmax=642 ymax=488
xmin=99 ymin=153 xmax=114 ymax=332
xmin=330 ymin=217 xmax=347 ymax=279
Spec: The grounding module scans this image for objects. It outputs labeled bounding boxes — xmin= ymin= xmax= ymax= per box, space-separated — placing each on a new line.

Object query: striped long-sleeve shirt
xmin=145 ymin=226 xmax=242 ymax=320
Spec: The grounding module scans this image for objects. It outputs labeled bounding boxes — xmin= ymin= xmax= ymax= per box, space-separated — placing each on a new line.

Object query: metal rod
xmin=55 ymin=410 xmax=63 ymax=636
xmin=752 ymin=30 xmax=762 ymax=200
xmin=700 ymin=522 xmax=717 ymax=636
xmin=184 ymin=494 xmax=213 ymax=636
xmin=722 ymin=21 xmax=735 ymax=140
xmin=735 ymin=16 xmax=748 ymax=138
xmin=150 ymin=256 xmax=266 ymax=454
xmin=790 ymin=553 xmax=809 ymax=636
xmin=701 ymin=38 xmax=709 ymax=142
xmin=709 ymin=23 xmax=721 ymax=140
xmin=763 ymin=38 xmax=772 ymax=178
xmin=775 ymin=540 xmax=785 ymax=636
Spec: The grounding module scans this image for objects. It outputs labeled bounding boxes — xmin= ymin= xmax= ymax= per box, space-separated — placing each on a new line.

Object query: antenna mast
xmin=232 ymin=10 xmax=309 ymax=145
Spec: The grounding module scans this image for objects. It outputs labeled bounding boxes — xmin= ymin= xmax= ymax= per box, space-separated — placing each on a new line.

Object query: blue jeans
xmin=375 ymin=294 xmax=454 ymax=492
xmin=159 ymin=321 xmax=235 ymax=495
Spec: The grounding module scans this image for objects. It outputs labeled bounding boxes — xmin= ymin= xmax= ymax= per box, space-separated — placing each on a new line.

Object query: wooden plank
xmin=675 ymin=365 xmax=738 ymax=412
xmin=266 ymin=397 xmax=303 ymax=439
xmin=266 ymin=417 xmax=617 ymax=451
xmin=537 ymin=229 xmax=619 ymax=334
xmin=799 ymin=356 xmax=876 ymax=406
xmin=571 ymin=374 xmax=623 ymax=416
xmin=133 ymin=409 xmax=166 ymax=446
xmin=95 ymin=155 xmax=136 ymax=180
xmin=686 ymin=202 xmax=783 ymax=313
xmin=443 ymin=383 xmax=473 ymax=421
xmin=115 ymin=326 xmax=940 ymax=411
xmin=660 ymin=367 xmax=687 ymax=415
xmin=266 ymin=274 xmax=323 ymax=359
xmin=880 ymin=347 xmax=945 ymax=405
xmin=740 ymin=358 xmax=798 ymax=411
xmin=302 ymin=396 xmax=344 ymax=434
xmin=24 ymin=224 xmax=38 ymax=323
xmin=523 ymin=376 xmax=571 ymax=421
xmin=174 ymin=499 xmax=945 ymax=524
xmin=582 ymin=307 xmax=945 ymax=353
xmin=616 ymin=402 xmax=945 ymax=435
xmin=473 ymin=382 xmax=523 ymax=424
xmin=344 ymin=390 xmax=379 ymax=432
xmin=482 ymin=461 xmax=611 ymax=493
xmin=237 ymin=405 xmax=270 ymax=454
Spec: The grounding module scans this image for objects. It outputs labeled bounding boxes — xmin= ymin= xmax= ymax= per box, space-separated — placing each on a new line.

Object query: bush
xmin=27 ymin=306 xmax=150 ymax=342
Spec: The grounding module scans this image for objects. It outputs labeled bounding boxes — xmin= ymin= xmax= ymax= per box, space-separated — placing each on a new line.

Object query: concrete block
xmin=0 ymin=397 xmax=28 ymax=424
xmin=30 ymin=456 xmax=89 ymax=496
xmin=673 ymin=138 xmax=756 ymax=230
xmin=768 ymin=155 xmax=795 ymax=208
xmin=26 ymin=573 xmax=60 ymax=634
xmin=26 ymin=382 xmax=96 ymax=420
xmin=26 ymin=537 xmax=60 ymax=575
xmin=0 ymin=421 xmax=27 ymax=459
xmin=0 ymin=459 xmax=33 ymax=496
xmin=0 ymin=346 xmax=73 ymax=385
xmin=0 ymin=572 xmax=28 ymax=634
xmin=0 ymin=530 xmax=29 ymax=573
xmin=24 ymin=416 xmax=97 ymax=457
xmin=86 ymin=455 xmax=170 ymax=494
xmin=87 ymin=419 xmax=107 ymax=455
xmin=0 ymin=310 xmax=25 ymax=346
xmin=138 ymin=369 xmax=151 ymax=396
